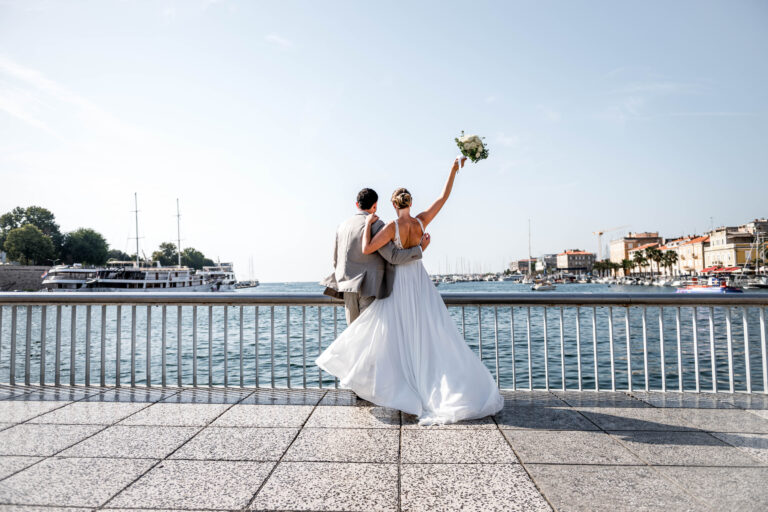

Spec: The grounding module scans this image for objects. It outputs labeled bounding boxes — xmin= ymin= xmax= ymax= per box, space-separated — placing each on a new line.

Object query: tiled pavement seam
xmin=0 ymin=386 xmax=166 ymax=486
xmin=242 ymin=390 xmax=329 ymax=510
xmin=95 ymin=389 xmax=259 ymax=510
xmin=531 ymin=391 xmax=756 ymax=510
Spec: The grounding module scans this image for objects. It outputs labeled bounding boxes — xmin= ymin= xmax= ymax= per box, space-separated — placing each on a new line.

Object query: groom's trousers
xmin=343 ymin=292 xmax=375 ymax=324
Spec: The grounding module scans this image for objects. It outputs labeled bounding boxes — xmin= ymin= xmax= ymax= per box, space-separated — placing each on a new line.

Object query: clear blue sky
xmin=1 ymin=0 xmax=766 ymax=280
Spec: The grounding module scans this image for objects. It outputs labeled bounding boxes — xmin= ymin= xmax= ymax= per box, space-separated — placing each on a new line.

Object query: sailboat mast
xmin=528 ymin=218 xmax=532 ymax=275
xmin=176 ymin=199 xmax=182 ymax=267
xmin=134 ymin=193 xmax=140 ymax=268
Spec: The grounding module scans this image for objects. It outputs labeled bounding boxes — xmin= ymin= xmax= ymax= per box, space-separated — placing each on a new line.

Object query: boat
xmin=676 ymin=277 xmax=743 ymax=294
xmin=532 ymin=280 xmax=556 ymax=291
xmin=197 ymin=263 xmax=237 ymax=292
xmin=82 ymin=261 xmax=213 ymax=292
xmin=235 ymin=279 xmax=260 ymax=289
xmin=42 ymin=265 xmax=98 ymax=291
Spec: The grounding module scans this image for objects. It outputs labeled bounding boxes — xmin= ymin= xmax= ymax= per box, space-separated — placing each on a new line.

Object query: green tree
xmin=633 ymin=251 xmax=647 ymax=276
xmin=180 ymin=247 xmax=215 ymax=270
xmin=151 ymin=242 xmax=179 ymax=266
xmin=0 ymin=206 xmax=63 ymax=254
xmin=61 ymin=228 xmax=109 ymax=265
xmin=663 ymin=250 xmax=678 ymax=276
xmin=593 ymin=260 xmax=605 ymax=277
xmin=3 ymin=225 xmax=55 ymax=265
xmin=621 ymin=259 xmax=633 ymax=277
xmin=106 ymin=249 xmax=132 ymax=262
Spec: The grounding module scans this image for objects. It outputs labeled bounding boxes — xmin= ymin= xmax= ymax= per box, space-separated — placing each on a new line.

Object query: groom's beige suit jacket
xmin=321 ymin=211 xmax=423 ymax=299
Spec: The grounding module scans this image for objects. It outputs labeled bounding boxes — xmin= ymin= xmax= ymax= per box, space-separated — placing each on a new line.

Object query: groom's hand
xmin=420 ymin=233 xmax=431 ymax=252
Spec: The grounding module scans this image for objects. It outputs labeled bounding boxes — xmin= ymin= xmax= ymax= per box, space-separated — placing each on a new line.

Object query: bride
xmin=316 ymin=156 xmax=504 ymax=425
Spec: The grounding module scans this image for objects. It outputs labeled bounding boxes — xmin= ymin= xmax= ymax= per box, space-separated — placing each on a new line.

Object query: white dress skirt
xmin=316 ymin=221 xmax=504 ymax=424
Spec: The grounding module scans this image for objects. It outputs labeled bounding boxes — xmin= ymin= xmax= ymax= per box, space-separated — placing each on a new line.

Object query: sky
xmin=1 ymin=0 xmax=766 ymax=281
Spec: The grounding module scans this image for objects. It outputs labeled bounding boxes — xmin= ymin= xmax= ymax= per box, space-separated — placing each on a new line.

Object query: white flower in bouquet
xmin=455 ymin=131 xmax=489 ymax=163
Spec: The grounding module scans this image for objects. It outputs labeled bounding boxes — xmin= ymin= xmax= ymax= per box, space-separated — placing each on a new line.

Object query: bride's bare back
xmin=361 ymin=157 xmax=466 ymax=255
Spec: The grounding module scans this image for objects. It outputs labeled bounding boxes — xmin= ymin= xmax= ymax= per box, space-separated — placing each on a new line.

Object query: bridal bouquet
xmin=455 ymin=131 xmax=489 ymax=163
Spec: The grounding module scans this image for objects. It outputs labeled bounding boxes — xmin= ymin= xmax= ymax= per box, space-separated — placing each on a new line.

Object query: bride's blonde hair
xmin=391 ymin=188 xmax=412 ymax=209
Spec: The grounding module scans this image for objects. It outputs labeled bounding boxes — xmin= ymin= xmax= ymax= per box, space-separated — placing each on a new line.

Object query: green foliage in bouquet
xmin=455 ymin=131 xmax=489 ymax=163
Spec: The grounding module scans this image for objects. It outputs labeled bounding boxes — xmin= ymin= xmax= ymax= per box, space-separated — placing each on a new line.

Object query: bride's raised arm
xmin=362 ymin=215 xmax=396 ymax=255
xmin=416 ymin=157 xmax=465 ymax=228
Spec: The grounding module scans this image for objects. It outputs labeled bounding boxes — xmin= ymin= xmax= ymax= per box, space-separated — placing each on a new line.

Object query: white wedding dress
xmin=316 ymin=218 xmax=504 ymax=425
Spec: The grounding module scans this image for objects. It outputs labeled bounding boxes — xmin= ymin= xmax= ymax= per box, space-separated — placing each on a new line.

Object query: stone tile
xmin=211 ymin=404 xmax=313 ymax=427
xmin=555 ymin=391 xmax=649 ymax=408
xmin=84 ymin=387 xmax=179 ymax=403
xmin=402 ymin=429 xmax=517 ymax=463
xmin=0 ymin=456 xmax=43 ymax=480
xmin=577 ymin=407 xmax=698 ymax=431
xmin=723 ymin=393 xmax=768 ymax=410
xmin=284 ymin=428 xmax=398 ymax=463
xmin=59 ymin=425 xmax=199 ymax=459
xmin=683 ymin=409 xmax=768 ymax=433
xmin=0 ymin=457 xmax=155 ymax=507
xmin=401 ymin=412 xmax=496 ymax=429
xmin=171 ymin=427 xmax=297 ymax=461
xmin=654 ymin=466 xmax=768 ymax=512
xmin=242 ymin=388 xmax=325 ymax=405
xmin=712 ymin=432 xmax=768 ymax=463
xmin=631 ymin=391 xmax=737 ymax=409
xmin=110 ymin=459 xmax=273 ymax=510
xmin=0 ymin=507 xmax=91 ymax=511
xmin=401 ymin=463 xmax=550 ymax=512
xmin=495 ymin=405 xmax=599 ymax=430
xmin=304 ymin=406 xmax=400 ymax=429
xmin=28 ymin=401 xmax=149 ymax=424
xmin=5 ymin=386 xmax=104 ymax=402
xmin=318 ymin=389 xmax=374 ymax=406
xmin=251 ymin=461 xmax=397 ymax=511
xmin=609 ymin=430 xmax=763 ymax=466
xmin=119 ymin=403 xmax=230 ymax=426
xmin=751 ymin=409 xmax=768 ymax=420
xmin=526 ymin=464 xmax=701 ymax=512
xmin=160 ymin=388 xmax=253 ymax=404
xmin=502 ymin=429 xmax=642 ymax=465
xmin=0 ymin=424 xmax=103 ymax=456
xmin=0 ymin=400 xmax=70 ymax=423
xmin=501 ymin=390 xmax=569 ymax=407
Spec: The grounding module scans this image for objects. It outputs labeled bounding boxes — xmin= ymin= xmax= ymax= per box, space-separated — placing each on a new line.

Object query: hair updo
xmin=391 ymin=188 xmax=412 ymax=209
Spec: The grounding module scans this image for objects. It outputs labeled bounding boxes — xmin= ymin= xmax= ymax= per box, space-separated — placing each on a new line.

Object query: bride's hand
xmin=452 ymin=156 xmax=467 ymax=173
xmin=366 ymin=214 xmax=379 ymax=225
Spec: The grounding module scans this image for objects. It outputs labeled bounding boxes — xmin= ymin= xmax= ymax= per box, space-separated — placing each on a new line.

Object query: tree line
xmin=593 ymin=247 xmax=679 ymax=277
xmin=0 ymin=206 xmax=215 ymax=269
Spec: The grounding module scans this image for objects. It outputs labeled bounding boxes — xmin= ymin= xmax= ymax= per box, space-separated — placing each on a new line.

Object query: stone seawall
xmin=0 ymin=265 xmax=48 ymax=291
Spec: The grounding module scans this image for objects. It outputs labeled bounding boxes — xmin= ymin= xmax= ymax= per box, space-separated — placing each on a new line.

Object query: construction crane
xmin=592 ymin=225 xmax=630 ymax=261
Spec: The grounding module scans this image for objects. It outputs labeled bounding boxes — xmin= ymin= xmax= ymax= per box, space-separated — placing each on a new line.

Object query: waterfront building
xmin=511 ymin=258 xmax=537 ymax=274
xmin=704 ymin=227 xmax=755 ymax=268
xmin=657 ymin=236 xmax=693 ymax=275
xmin=678 ymin=235 xmax=709 ymax=274
xmin=739 ymin=218 xmax=768 ymax=235
xmin=536 ymin=254 xmax=558 ymax=273
xmin=627 ymin=242 xmax=660 ymax=275
xmin=609 ymin=232 xmax=663 ymax=268
xmin=556 ymin=250 xmax=595 ymax=274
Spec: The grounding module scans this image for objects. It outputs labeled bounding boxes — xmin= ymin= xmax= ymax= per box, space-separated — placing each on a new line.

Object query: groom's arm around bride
xmin=321 ymin=188 xmax=429 ymax=324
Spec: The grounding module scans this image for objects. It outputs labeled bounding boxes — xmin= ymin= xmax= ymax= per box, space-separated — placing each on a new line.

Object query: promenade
xmin=0 ymin=386 xmax=767 ymax=511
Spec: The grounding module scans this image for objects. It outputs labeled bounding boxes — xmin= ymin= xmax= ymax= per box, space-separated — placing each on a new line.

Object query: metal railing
xmin=0 ymin=292 xmax=766 ymax=393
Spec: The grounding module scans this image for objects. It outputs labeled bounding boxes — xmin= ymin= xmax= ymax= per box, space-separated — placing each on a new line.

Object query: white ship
xmin=41 ymin=265 xmax=97 ymax=291
xmin=83 ymin=261 xmax=213 ymax=292
xmin=197 ymin=263 xmax=237 ymax=292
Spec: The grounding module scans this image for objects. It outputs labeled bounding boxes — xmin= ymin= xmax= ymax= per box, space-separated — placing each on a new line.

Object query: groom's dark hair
xmin=357 ymin=188 xmax=378 ymax=210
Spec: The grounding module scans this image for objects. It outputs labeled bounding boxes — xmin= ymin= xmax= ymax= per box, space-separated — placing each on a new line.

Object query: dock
xmin=0 ymin=385 xmax=767 ymax=511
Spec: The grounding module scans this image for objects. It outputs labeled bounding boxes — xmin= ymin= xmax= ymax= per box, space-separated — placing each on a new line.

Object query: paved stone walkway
xmin=0 ymin=385 xmax=767 ymax=511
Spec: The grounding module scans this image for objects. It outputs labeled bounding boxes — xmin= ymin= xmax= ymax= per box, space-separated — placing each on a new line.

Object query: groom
xmin=322 ymin=188 xmax=430 ymax=324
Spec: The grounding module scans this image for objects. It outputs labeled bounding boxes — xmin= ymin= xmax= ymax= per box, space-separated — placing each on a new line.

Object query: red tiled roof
xmin=557 ymin=251 xmax=592 ymax=256
xmin=628 ymin=242 xmax=659 ymax=253
xmin=682 ymin=236 xmax=709 ymax=246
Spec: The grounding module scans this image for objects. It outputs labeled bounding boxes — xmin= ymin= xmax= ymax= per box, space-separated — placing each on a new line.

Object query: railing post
xmin=239 ymin=306 xmax=244 ymax=388
xmin=255 ymin=306 xmax=260 ymax=388
xmin=130 ymin=305 xmax=136 ymax=387
xmin=659 ymin=307 xmax=666 ymax=392
xmin=676 ymin=307 xmax=682 ymax=392
xmin=302 ymin=305 xmax=307 ymax=389
xmin=526 ymin=306 xmax=532 ymax=390
xmin=642 ymin=307 xmax=649 ymax=391
xmin=608 ymin=307 xmax=615 ymax=392
xmin=709 ymin=307 xmax=717 ymax=393
xmin=575 ymin=306 xmax=582 ymax=391
xmin=145 ymin=306 xmax=151 ymax=387
xmin=41 ymin=306 xmax=47 ymax=386
xmin=494 ymin=306 xmax=500 ymax=387
xmin=692 ymin=307 xmax=700 ymax=393
xmin=592 ymin=307 xmax=598 ymax=391
xmin=223 ymin=306 xmax=228 ymax=387
xmin=286 ymin=306 xmax=291 ymax=389
xmin=9 ymin=306 xmax=16 ymax=385
xmin=177 ymin=306 xmax=182 ymax=387
xmin=85 ymin=305 xmax=92 ymax=387
xmin=100 ymin=305 xmax=106 ymax=387
xmin=115 ymin=305 xmax=121 ymax=387
xmin=191 ymin=305 xmax=196 ymax=387
xmin=24 ymin=306 xmax=31 ymax=386
xmin=510 ymin=306 xmax=516 ymax=390
xmin=625 ymin=307 xmax=632 ymax=392
xmin=164 ymin=306 xmax=169 ymax=387
xmin=743 ymin=307 xmax=751 ymax=394
xmin=761 ymin=307 xmax=767 ymax=394
xmin=543 ymin=307 xmax=549 ymax=390
xmin=70 ymin=305 xmax=77 ymax=386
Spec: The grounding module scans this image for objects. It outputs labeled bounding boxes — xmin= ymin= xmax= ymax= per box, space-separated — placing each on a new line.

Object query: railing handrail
xmin=1 ymin=291 xmax=767 ymax=306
